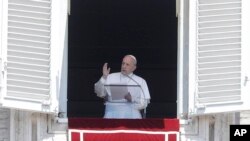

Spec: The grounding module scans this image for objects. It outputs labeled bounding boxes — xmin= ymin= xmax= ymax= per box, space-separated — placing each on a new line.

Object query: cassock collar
xmin=120 ymin=72 xmax=134 ymax=78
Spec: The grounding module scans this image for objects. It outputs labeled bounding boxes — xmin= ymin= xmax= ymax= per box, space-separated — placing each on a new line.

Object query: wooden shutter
xmin=0 ymin=0 xmax=59 ymax=113
xmin=189 ymin=0 xmax=250 ymax=115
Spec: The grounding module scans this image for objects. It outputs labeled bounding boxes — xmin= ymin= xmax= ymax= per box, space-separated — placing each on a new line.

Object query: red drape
xmin=69 ymin=118 xmax=179 ymax=141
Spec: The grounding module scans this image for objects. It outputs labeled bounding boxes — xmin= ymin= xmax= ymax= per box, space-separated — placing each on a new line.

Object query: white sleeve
xmin=132 ymin=97 xmax=148 ymax=110
xmin=131 ymin=79 xmax=150 ymax=110
xmin=94 ymin=77 xmax=107 ymax=98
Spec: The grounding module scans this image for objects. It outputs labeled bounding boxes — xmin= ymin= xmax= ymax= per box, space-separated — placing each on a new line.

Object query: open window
xmin=188 ymin=0 xmax=250 ymax=116
xmin=0 ymin=0 xmax=68 ymax=115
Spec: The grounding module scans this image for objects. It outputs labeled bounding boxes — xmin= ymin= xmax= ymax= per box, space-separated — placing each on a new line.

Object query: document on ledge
xmin=105 ymin=84 xmax=129 ymax=100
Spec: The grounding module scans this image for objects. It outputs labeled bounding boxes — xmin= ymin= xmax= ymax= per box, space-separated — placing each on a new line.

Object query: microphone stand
xmin=125 ymin=74 xmax=147 ymax=118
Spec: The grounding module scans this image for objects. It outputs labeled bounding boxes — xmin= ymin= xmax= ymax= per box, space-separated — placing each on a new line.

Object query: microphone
xmin=125 ymin=74 xmax=147 ymax=118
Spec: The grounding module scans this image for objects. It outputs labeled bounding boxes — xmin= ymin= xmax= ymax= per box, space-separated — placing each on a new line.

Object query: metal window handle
xmin=2 ymin=62 xmax=7 ymax=76
xmin=4 ymin=62 xmax=7 ymax=71
xmin=244 ymin=76 xmax=249 ymax=86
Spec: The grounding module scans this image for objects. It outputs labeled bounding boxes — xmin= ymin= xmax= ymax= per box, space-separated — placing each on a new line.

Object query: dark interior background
xmin=68 ymin=0 xmax=177 ymax=118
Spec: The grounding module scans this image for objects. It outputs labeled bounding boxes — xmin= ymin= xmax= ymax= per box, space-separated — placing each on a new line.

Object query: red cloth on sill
xmin=69 ymin=118 xmax=179 ymax=141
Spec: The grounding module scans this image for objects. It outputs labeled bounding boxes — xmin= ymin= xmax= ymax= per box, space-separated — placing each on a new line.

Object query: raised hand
xmin=102 ymin=63 xmax=110 ymax=79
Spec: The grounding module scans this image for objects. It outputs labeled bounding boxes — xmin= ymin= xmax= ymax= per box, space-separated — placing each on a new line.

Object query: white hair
xmin=125 ymin=54 xmax=137 ymax=65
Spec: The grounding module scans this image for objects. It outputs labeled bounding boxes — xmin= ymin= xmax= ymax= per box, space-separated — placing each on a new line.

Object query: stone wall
xmin=0 ymin=108 xmax=10 ymax=141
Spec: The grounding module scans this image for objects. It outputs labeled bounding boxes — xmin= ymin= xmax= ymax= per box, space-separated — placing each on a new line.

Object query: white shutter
xmin=0 ymin=0 xmax=61 ymax=114
xmin=189 ymin=0 xmax=250 ymax=115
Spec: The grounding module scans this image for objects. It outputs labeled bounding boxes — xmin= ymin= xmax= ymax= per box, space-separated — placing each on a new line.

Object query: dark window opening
xmin=68 ymin=0 xmax=177 ymax=118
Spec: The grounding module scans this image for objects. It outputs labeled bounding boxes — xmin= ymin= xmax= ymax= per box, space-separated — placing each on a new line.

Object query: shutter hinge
xmin=42 ymin=101 xmax=51 ymax=110
xmin=196 ymin=104 xmax=206 ymax=109
xmin=42 ymin=100 xmax=51 ymax=106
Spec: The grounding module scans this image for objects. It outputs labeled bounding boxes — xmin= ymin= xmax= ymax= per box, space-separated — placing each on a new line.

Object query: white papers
xmin=105 ymin=84 xmax=129 ymax=100
xmin=104 ymin=84 xmax=141 ymax=102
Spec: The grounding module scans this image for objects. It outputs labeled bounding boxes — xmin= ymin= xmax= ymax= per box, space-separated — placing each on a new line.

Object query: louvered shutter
xmin=189 ymin=0 xmax=250 ymax=115
xmin=0 ymin=0 xmax=61 ymax=113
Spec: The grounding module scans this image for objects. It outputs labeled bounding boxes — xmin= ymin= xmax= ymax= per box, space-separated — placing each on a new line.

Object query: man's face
xmin=121 ymin=56 xmax=136 ymax=75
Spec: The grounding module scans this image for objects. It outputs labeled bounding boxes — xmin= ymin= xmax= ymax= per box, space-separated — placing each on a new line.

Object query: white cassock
xmin=94 ymin=72 xmax=151 ymax=119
